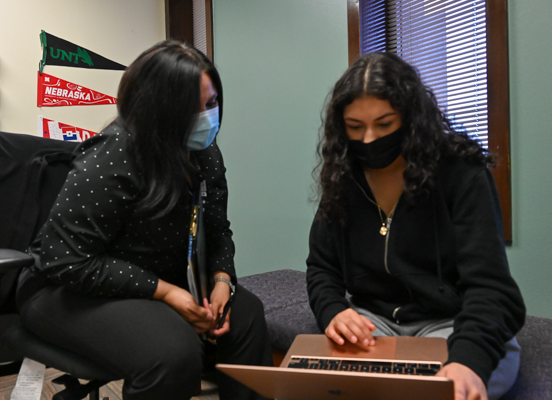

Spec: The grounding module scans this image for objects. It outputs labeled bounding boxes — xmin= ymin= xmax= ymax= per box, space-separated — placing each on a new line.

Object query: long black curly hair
xmin=314 ymin=52 xmax=494 ymax=223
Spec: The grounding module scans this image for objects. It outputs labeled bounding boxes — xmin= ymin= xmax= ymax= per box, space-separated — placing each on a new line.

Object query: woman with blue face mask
xmin=16 ymin=40 xmax=273 ymax=400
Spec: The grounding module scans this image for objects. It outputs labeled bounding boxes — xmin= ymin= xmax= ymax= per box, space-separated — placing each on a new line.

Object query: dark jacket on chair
xmin=0 ymin=131 xmax=77 ymax=313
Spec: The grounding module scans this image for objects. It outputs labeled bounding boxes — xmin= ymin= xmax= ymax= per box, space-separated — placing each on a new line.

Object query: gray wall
xmin=506 ymin=1 xmax=552 ymax=319
xmin=213 ymin=0 xmax=348 ymax=277
xmin=212 ymin=0 xmax=552 ymax=319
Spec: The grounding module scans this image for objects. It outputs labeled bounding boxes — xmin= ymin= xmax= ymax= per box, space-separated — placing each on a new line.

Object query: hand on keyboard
xmin=436 ymin=363 xmax=488 ymax=400
xmin=325 ymin=308 xmax=377 ymax=349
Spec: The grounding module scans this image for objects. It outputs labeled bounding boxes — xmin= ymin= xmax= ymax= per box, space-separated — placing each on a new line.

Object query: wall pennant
xmin=39 ymin=30 xmax=126 ymax=74
xmin=38 ymin=116 xmax=98 ymax=142
xmin=37 ymin=72 xmax=117 ymax=107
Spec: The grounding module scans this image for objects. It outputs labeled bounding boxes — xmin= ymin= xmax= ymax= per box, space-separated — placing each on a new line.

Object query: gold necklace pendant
xmin=380 ymin=225 xmax=388 ymax=236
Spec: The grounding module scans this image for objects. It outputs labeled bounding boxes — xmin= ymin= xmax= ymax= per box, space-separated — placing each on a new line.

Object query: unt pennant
xmin=38 ymin=72 xmax=117 ymax=107
xmin=38 ymin=116 xmax=98 ymax=142
xmin=39 ymin=30 xmax=126 ymax=74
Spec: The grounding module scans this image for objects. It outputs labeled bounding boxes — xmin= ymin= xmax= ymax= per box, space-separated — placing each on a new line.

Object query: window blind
xmin=193 ymin=0 xmax=208 ymax=55
xmin=360 ymin=0 xmax=488 ymax=147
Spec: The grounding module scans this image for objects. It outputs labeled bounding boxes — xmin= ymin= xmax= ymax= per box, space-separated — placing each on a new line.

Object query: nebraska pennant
xmin=37 ymin=72 xmax=117 ymax=107
xmin=38 ymin=116 xmax=98 ymax=142
xmin=39 ymin=30 xmax=126 ymax=74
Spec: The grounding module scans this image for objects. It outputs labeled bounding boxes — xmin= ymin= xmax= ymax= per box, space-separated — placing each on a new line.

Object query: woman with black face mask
xmin=307 ymin=52 xmax=525 ymax=400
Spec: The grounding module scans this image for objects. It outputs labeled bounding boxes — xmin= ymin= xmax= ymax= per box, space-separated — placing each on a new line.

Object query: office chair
xmin=0 ymin=130 xmax=119 ymax=400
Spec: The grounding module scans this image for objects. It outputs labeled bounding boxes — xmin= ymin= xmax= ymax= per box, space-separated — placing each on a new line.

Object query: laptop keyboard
xmin=287 ymin=357 xmax=441 ymax=376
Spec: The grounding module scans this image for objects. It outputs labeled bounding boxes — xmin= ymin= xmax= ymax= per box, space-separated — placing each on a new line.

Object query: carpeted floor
xmin=0 ymin=366 xmax=219 ymax=400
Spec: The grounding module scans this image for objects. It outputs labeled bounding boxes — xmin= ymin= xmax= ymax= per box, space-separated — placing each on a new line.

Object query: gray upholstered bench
xmin=240 ymin=269 xmax=552 ymax=400
xmin=240 ymin=269 xmax=320 ymax=353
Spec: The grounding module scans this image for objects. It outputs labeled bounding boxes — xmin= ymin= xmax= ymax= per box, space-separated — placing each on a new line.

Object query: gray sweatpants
xmin=350 ymin=302 xmax=520 ymax=400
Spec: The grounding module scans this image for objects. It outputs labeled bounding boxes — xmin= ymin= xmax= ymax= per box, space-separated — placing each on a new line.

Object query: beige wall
xmin=0 ymin=0 xmax=165 ymax=135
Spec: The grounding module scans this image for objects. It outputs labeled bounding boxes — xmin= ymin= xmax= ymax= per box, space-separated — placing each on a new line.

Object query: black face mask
xmin=347 ymin=126 xmax=406 ymax=169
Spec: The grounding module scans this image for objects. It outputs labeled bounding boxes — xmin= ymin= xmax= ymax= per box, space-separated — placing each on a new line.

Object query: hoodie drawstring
xmin=432 ymin=191 xmax=445 ymax=293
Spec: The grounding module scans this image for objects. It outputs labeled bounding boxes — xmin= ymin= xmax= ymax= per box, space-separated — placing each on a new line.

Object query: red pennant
xmin=37 ymin=72 xmax=117 ymax=107
xmin=38 ymin=115 xmax=98 ymax=142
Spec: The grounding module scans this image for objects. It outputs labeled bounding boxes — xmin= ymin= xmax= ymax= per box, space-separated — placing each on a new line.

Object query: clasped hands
xmin=154 ymin=276 xmax=231 ymax=336
xmin=326 ymin=308 xmax=488 ymax=400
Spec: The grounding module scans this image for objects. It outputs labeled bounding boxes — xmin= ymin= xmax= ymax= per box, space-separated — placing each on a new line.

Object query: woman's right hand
xmin=154 ymin=279 xmax=215 ymax=333
xmin=325 ymin=308 xmax=377 ymax=349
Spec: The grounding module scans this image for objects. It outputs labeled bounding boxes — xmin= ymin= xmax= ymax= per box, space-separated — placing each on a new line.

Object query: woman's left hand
xmin=207 ymin=273 xmax=232 ymax=337
xmin=436 ymin=362 xmax=488 ymax=400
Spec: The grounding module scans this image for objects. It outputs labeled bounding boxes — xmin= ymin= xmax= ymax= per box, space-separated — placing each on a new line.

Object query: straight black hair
xmin=117 ymin=40 xmax=223 ymax=219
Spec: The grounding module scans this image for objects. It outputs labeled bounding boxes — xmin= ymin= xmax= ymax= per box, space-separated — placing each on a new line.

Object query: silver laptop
xmin=217 ymin=334 xmax=454 ymax=400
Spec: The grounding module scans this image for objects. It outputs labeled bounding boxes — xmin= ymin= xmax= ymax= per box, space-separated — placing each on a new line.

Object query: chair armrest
xmin=0 ymin=249 xmax=34 ymax=273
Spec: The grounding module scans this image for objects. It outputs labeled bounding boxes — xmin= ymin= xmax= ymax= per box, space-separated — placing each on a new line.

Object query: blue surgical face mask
xmin=187 ymin=107 xmax=220 ymax=151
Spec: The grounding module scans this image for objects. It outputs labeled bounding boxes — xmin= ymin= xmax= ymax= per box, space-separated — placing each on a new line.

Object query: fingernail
xmin=351 ymin=336 xmax=357 ymax=343
xmin=363 ymin=339 xmax=369 ymax=346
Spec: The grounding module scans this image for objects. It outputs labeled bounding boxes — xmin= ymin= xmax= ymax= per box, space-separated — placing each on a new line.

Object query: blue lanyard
xmin=188 ymin=197 xmax=198 ymax=260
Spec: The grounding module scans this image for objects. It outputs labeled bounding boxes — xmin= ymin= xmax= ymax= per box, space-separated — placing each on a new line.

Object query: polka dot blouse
xmin=27 ymin=122 xmax=236 ymax=299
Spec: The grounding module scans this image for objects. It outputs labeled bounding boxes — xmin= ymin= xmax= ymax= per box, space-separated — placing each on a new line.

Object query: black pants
xmin=18 ymin=284 xmax=273 ymax=400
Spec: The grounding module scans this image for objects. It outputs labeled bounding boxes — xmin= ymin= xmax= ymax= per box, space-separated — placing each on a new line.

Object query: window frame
xmin=165 ymin=0 xmax=214 ymax=60
xmin=347 ymin=0 xmax=512 ymax=242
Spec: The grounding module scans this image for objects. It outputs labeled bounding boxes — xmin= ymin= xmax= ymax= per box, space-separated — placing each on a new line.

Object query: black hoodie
xmin=306 ymin=159 xmax=525 ymax=384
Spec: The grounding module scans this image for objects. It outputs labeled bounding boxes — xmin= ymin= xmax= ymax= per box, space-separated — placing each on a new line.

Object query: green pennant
xmin=39 ymin=30 xmax=126 ymax=74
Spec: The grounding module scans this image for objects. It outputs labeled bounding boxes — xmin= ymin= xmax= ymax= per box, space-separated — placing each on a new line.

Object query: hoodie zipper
xmin=353 ymin=179 xmax=397 ymax=275
xmin=383 ymin=216 xmax=393 ymax=274
xmin=354 ymin=178 xmax=412 ymax=323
